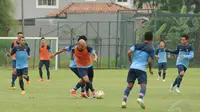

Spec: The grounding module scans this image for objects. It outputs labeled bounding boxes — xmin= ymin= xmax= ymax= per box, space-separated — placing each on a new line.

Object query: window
xmin=118 ymin=0 xmax=127 ymax=2
xmin=36 ymin=0 xmax=58 ymax=8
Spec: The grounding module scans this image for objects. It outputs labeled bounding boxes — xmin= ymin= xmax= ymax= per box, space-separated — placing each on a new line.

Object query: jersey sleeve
xmin=155 ymin=48 xmax=159 ymax=55
xmin=10 ymin=47 xmax=17 ymax=56
xmin=130 ymin=46 xmax=135 ymax=52
xmin=65 ymin=45 xmax=74 ymax=52
xmin=148 ymin=47 xmax=155 ymax=59
xmin=25 ymin=43 xmax=28 ymax=46
xmin=11 ymin=42 xmax=14 ymax=49
xmin=27 ymin=46 xmax=31 ymax=56
xmin=184 ymin=46 xmax=194 ymax=59
xmin=87 ymin=46 xmax=95 ymax=54
xmin=47 ymin=45 xmax=52 ymax=52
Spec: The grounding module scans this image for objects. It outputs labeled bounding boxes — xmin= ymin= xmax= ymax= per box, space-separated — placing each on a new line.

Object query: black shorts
xmin=17 ymin=68 xmax=28 ymax=77
xmin=127 ymin=69 xmax=147 ymax=84
xmin=158 ymin=62 xmax=167 ymax=70
xmin=177 ymin=65 xmax=187 ymax=74
xmin=70 ymin=67 xmax=81 ymax=78
xmin=39 ymin=60 xmax=50 ymax=68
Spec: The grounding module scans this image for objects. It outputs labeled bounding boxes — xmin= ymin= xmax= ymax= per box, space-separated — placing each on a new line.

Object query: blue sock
xmin=173 ymin=76 xmax=178 ymax=87
xmin=158 ymin=71 xmax=161 ymax=77
xmin=24 ymin=76 xmax=29 ymax=81
xmin=123 ymin=86 xmax=132 ymax=102
xmin=81 ymin=86 xmax=85 ymax=93
xmin=139 ymin=86 xmax=146 ymax=99
xmin=19 ymin=79 xmax=24 ymax=90
xmin=73 ymin=83 xmax=82 ymax=91
xmin=11 ymin=74 xmax=17 ymax=87
xmin=177 ymin=75 xmax=183 ymax=88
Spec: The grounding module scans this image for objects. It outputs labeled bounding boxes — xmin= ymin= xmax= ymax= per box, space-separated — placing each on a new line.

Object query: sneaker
xmin=26 ymin=81 xmax=30 ymax=86
xmin=21 ymin=90 xmax=25 ymax=95
xmin=46 ymin=79 xmax=51 ymax=82
xmin=136 ymin=98 xmax=145 ymax=109
xmin=162 ymin=79 xmax=166 ymax=82
xmin=176 ymin=88 xmax=181 ymax=94
xmin=38 ymin=78 xmax=43 ymax=82
xmin=157 ymin=76 xmax=161 ymax=80
xmin=70 ymin=89 xmax=77 ymax=98
xmin=10 ymin=86 xmax=15 ymax=90
xmin=86 ymin=91 xmax=90 ymax=97
xmin=121 ymin=101 xmax=126 ymax=108
xmin=81 ymin=92 xmax=89 ymax=99
xmin=170 ymin=84 xmax=175 ymax=93
xmin=92 ymin=91 xmax=96 ymax=98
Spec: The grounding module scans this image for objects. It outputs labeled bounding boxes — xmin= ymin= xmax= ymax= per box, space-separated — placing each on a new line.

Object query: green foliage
xmin=155 ymin=23 xmax=166 ymax=40
xmin=0 ymin=0 xmax=18 ymax=36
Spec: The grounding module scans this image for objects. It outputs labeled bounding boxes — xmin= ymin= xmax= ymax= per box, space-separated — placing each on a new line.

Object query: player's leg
xmin=21 ymin=68 xmax=29 ymax=94
xmin=38 ymin=60 xmax=44 ymax=82
xmin=176 ymin=66 xmax=186 ymax=93
xmin=10 ymin=60 xmax=17 ymax=89
xmin=121 ymin=69 xmax=136 ymax=108
xmin=17 ymin=69 xmax=25 ymax=94
xmin=157 ymin=63 xmax=162 ymax=80
xmin=44 ymin=60 xmax=50 ymax=82
xmin=87 ymin=66 xmax=95 ymax=97
xmin=137 ymin=70 xmax=147 ymax=109
xmin=162 ymin=63 xmax=167 ymax=82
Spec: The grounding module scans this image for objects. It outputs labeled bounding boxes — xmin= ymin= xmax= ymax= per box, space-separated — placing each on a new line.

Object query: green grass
xmin=0 ymin=68 xmax=200 ymax=112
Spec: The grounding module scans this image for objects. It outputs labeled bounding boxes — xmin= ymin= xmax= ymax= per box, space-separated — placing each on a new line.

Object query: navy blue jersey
xmin=11 ymin=45 xmax=30 ymax=69
xmin=155 ymin=47 xmax=168 ymax=63
xmin=11 ymin=41 xmax=28 ymax=49
xmin=130 ymin=42 xmax=154 ymax=72
xmin=169 ymin=44 xmax=194 ymax=68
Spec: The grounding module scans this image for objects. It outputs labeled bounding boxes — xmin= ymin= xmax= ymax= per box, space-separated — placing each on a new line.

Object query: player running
xmin=169 ymin=35 xmax=194 ymax=94
xmin=9 ymin=32 xmax=30 ymax=89
xmin=7 ymin=37 xmax=30 ymax=94
xmin=155 ymin=40 xmax=169 ymax=82
xmin=38 ymin=37 xmax=52 ymax=82
xmin=121 ymin=32 xmax=154 ymax=110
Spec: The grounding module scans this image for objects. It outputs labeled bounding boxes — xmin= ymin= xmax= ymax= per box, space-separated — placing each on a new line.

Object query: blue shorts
xmin=70 ymin=67 xmax=81 ymax=78
xmin=12 ymin=60 xmax=16 ymax=68
xmin=77 ymin=68 xmax=88 ymax=78
xmin=16 ymin=68 xmax=28 ymax=77
xmin=177 ymin=65 xmax=187 ymax=74
xmin=127 ymin=69 xmax=147 ymax=84
xmin=158 ymin=62 xmax=167 ymax=70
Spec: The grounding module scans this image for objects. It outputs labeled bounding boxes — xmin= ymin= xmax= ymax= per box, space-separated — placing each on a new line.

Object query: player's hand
xmin=5 ymin=53 xmax=11 ymax=57
xmin=180 ymin=55 xmax=185 ymax=59
xmin=28 ymin=56 xmax=31 ymax=60
xmin=155 ymin=55 xmax=159 ymax=59
xmin=149 ymin=70 xmax=153 ymax=75
xmin=50 ymin=54 xmax=55 ymax=59
xmin=94 ymin=58 xmax=98 ymax=63
xmin=129 ymin=61 xmax=132 ymax=65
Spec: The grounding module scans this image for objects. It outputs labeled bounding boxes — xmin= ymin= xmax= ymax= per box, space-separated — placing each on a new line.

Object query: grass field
xmin=0 ymin=68 xmax=199 ymax=112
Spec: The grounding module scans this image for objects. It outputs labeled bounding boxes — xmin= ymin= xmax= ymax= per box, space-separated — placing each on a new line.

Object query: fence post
xmin=96 ymin=22 xmax=99 ymax=69
xmin=57 ymin=21 xmax=60 ymax=69
xmin=108 ymin=22 xmax=111 ymax=69
xmin=115 ymin=11 xmax=119 ymax=69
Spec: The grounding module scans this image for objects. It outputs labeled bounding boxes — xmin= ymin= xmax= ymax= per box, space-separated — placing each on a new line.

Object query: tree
xmin=0 ymin=0 xmax=17 ymax=36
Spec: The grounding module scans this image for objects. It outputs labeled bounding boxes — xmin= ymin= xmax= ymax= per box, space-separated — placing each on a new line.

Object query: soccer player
xmin=121 ymin=32 xmax=154 ymax=109
xmin=155 ymin=40 xmax=169 ymax=82
xmin=7 ymin=37 xmax=30 ymax=94
xmin=70 ymin=39 xmax=98 ymax=98
xmin=169 ymin=35 xmax=194 ymax=94
xmin=9 ymin=32 xmax=30 ymax=89
xmin=38 ymin=37 xmax=52 ymax=82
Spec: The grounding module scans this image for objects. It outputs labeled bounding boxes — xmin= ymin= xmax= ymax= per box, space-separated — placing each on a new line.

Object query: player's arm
xmin=155 ymin=48 xmax=159 ymax=59
xmin=10 ymin=42 xmax=14 ymax=52
xmin=87 ymin=46 xmax=98 ymax=62
xmin=10 ymin=47 xmax=17 ymax=56
xmin=47 ymin=45 xmax=52 ymax=55
xmin=51 ymin=46 xmax=71 ymax=58
xmin=128 ymin=46 xmax=135 ymax=65
xmin=27 ymin=46 xmax=31 ymax=59
xmin=181 ymin=46 xmax=194 ymax=59
xmin=148 ymin=50 xmax=154 ymax=75
xmin=168 ymin=45 xmax=179 ymax=54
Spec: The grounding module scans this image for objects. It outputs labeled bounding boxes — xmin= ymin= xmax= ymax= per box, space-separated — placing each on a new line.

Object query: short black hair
xmin=181 ymin=34 xmax=189 ymax=40
xmin=160 ymin=40 xmax=165 ymax=43
xmin=77 ymin=35 xmax=87 ymax=42
xmin=144 ymin=32 xmax=153 ymax=41
xmin=17 ymin=32 xmax=23 ymax=35
xmin=41 ymin=37 xmax=45 ymax=40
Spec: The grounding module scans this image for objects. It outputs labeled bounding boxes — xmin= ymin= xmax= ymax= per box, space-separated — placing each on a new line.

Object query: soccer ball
xmin=96 ymin=90 xmax=104 ymax=99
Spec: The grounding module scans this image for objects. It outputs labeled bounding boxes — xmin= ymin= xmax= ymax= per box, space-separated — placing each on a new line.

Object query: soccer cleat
xmin=81 ymin=92 xmax=89 ymax=99
xmin=176 ymin=88 xmax=181 ymax=94
xmin=121 ymin=101 xmax=126 ymax=108
xmin=157 ymin=76 xmax=161 ymax=80
xmin=170 ymin=84 xmax=174 ymax=93
xmin=10 ymin=86 xmax=15 ymax=90
xmin=26 ymin=81 xmax=30 ymax=86
xmin=46 ymin=79 xmax=51 ymax=82
xmin=38 ymin=78 xmax=43 ymax=82
xmin=70 ymin=89 xmax=77 ymax=98
xmin=92 ymin=91 xmax=96 ymax=98
xmin=162 ymin=79 xmax=166 ymax=82
xmin=137 ymin=98 xmax=146 ymax=109
xmin=86 ymin=91 xmax=90 ymax=97
xmin=21 ymin=90 xmax=25 ymax=95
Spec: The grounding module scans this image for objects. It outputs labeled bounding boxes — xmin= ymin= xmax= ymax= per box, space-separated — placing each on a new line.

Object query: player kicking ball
xmin=155 ymin=40 xmax=169 ymax=82
xmin=168 ymin=35 xmax=194 ymax=94
xmin=121 ymin=32 xmax=154 ymax=110
xmin=7 ymin=37 xmax=31 ymax=94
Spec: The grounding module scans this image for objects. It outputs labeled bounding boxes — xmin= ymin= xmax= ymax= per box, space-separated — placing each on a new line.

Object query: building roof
xmin=48 ymin=2 xmax=134 ymax=17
